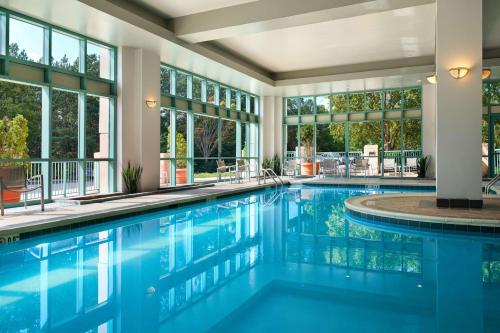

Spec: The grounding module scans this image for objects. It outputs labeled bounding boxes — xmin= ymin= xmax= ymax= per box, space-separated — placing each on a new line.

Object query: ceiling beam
xmin=273 ymin=56 xmax=435 ymax=86
xmin=170 ymin=0 xmax=436 ymax=43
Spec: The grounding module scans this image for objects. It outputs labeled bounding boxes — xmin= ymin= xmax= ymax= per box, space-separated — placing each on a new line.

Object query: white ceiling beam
xmin=170 ymin=0 xmax=436 ymax=43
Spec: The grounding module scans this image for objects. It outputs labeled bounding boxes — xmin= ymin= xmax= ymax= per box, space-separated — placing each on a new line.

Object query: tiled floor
xmin=345 ymin=193 xmax=500 ymax=225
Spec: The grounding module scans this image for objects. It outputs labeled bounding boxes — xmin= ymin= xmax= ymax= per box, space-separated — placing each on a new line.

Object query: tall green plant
xmin=0 ymin=115 xmax=29 ymax=159
xmin=272 ymin=153 xmax=281 ymax=175
xmin=417 ymin=155 xmax=431 ymax=178
xmin=122 ymin=161 xmax=143 ymax=193
xmin=166 ymin=126 xmax=188 ymax=168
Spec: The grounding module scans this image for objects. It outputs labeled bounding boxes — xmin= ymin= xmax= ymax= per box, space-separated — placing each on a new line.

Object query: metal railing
xmin=22 ymin=161 xmax=101 ymax=201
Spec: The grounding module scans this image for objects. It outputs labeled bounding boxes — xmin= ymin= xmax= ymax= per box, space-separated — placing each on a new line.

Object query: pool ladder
xmin=259 ymin=168 xmax=284 ymax=187
xmin=485 ymin=174 xmax=500 ymax=194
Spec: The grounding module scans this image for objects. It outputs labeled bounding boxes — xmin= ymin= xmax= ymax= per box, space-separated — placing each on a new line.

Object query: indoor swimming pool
xmin=0 ymin=185 xmax=499 ymax=333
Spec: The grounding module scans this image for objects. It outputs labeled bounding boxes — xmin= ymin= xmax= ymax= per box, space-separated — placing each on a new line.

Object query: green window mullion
xmin=236 ymin=120 xmax=242 ymax=159
xmin=170 ymin=69 xmax=176 ymax=96
xmin=109 ymin=97 xmax=117 ymax=192
xmin=187 ymin=111 xmax=194 ymax=184
xmin=41 ymin=86 xmax=52 ymax=201
xmin=3 ymin=12 xmax=9 ymax=75
xmin=170 ymin=109 xmax=176 ymax=187
xmin=78 ymin=93 xmax=86 ymax=196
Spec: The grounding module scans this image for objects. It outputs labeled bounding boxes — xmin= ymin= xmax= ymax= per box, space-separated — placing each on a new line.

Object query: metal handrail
xmin=485 ymin=174 xmax=500 ymax=194
xmin=259 ymin=168 xmax=284 ymax=187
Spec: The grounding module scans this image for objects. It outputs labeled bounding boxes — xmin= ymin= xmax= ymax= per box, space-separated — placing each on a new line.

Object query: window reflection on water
xmin=0 ymin=187 xmax=499 ymax=332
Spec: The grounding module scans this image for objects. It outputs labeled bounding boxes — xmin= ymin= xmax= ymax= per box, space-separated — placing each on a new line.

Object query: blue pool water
xmin=0 ymin=185 xmax=499 ymax=333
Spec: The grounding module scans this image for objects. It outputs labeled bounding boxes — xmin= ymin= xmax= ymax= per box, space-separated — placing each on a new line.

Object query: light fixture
xmin=426 ymin=74 xmax=437 ymax=84
xmin=145 ymin=99 xmax=157 ymax=109
xmin=482 ymin=68 xmax=492 ymax=80
xmin=448 ymin=67 xmax=469 ymax=79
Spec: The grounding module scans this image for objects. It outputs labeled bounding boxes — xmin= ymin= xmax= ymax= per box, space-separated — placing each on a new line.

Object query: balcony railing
xmin=23 ymin=161 xmax=101 ymax=201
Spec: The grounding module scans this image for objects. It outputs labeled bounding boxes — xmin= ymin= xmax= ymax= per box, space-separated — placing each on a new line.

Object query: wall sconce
xmin=145 ymin=99 xmax=157 ymax=109
xmin=426 ymin=74 xmax=436 ymax=84
xmin=482 ymin=68 xmax=492 ymax=80
xmin=448 ymin=67 xmax=469 ymax=79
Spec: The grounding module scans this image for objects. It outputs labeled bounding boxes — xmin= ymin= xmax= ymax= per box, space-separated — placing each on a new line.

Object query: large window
xmin=283 ymin=87 xmax=422 ymax=177
xmin=160 ymin=64 xmax=260 ymax=186
xmin=0 ymin=9 xmax=117 ymax=205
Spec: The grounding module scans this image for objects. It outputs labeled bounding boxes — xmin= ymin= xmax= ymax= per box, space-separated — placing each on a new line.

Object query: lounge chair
xmin=236 ymin=159 xmax=250 ymax=183
xmin=351 ymin=159 xmax=369 ymax=178
xmin=383 ymin=158 xmax=396 ymax=175
xmin=283 ymin=160 xmax=299 ymax=178
xmin=0 ymin=165 xmax=44 ymax=216
xmin=321 ymin=159 xmax=338 ymax=177
xmin=216 ymin=160 xmax=236 ymax=183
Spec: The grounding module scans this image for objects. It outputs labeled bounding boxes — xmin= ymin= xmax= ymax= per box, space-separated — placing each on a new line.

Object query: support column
xmin=422 ymin=82 xmax=436 ymax=178
xmin=262 ymin=96 xmax=276 ymax=159
xmin=117 ymin=47 xmax=161 ymax=192
xmin=435 ymin=0 xmax=483 ymax=208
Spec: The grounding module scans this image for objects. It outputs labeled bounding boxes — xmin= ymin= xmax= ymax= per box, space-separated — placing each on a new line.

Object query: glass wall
xmin=483 ymin=80 xmax=500 ymax=178
xmin=160 ymin=64 xmax=260 ymax=185
xmin=283 ymin=87 xmax=422 ymax=177
xmin=0 ymin=9 xmax=117 ymax=205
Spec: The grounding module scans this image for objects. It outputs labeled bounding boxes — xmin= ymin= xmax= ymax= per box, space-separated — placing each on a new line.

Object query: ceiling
xmin=130 ymin=0 xmax=258 ymax=18
xmin=215 ymin=4 xmax=435 ymax=73
xmin=0 ymin=0 xmax=499 ymax=97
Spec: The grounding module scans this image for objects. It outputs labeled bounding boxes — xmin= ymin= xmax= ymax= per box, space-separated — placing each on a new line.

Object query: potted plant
xmin=166 ymin=127 xmax=188 ymax=184
xmin=417 ymin=155 xmax=431 ymax=178
xmin=174 ymin=133 xmax=188 ymax=184
xmin=299 ymin=125 xmax=319 ymax=175
xmin=0 ymin=115 xmax=29 ymax=203
xmin=122 ymin=161 xmax=143 ymax=193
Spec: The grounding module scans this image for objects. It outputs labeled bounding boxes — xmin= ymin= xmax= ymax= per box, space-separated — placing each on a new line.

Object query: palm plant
xmin=122 ymin=161 xmax=143 ymax=193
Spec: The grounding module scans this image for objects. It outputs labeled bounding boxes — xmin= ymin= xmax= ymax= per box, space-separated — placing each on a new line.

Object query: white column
xmin=117 ymin=47 xmax=161 ymax=192
xmin=422 ymin=82 xmax=436 ymax=178
xmin=435 ymin=0 xmax=483 ymax=207
xmin=274 ymin=96 xmax=283 ymax=161
xmin=262 ymin=96 xmax=276 ymax=159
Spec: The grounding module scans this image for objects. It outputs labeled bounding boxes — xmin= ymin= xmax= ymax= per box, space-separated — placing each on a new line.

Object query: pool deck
xmin=0 ymin=181 xmax=282 ymax=239
xmin=345 ymin=193 xmax=500 ymax=227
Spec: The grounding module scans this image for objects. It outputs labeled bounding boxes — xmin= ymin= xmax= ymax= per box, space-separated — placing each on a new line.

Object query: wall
xmin=117 ymin=47 xmax=161 ymax=192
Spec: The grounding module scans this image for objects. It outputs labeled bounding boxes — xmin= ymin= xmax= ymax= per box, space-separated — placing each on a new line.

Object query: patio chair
xmin=283 ymin=160 xmax=299 ymax=178
xmin=321 ymin=159 xmax=337 ymax=177
xmin=351 ymin=159 xmax=369 ymax=178
xmin=383 ymin=158 xmax=396 ymax=175
xmin=0 ymin=165 xmax=44 ymax=216
xmin=405 ymin=158 xmax=418 ymax=173
xmin=216 ymin=160 xmax=236 ymax=183
xmin=236 ymin=159 xmax=250 ymax=183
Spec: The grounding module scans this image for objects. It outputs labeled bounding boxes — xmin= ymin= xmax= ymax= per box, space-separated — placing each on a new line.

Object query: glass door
xmin=490 ymin=115 xmax=500 ymax=177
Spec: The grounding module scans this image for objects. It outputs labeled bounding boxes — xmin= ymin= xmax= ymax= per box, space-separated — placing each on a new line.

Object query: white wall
xmin=117 ymin=47 xmax=161 ymax=192
xmin=435 ymin=0 xmax=483 ymax=201
xmin=262 ymin=96 xmax=276 ymax=159
xmin=422 ymin=82 xmax=436 ymax=178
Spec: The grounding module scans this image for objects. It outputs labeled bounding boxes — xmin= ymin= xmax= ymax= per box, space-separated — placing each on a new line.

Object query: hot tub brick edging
xmin=344 ymin=205 xmax=500 ymax=235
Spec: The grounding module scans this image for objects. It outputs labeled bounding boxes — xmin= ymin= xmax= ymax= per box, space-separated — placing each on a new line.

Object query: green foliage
xmin=330 ymin=95 xmax=346 ymax=113
xmin=349 ymin=93 xmax=364 ymax=112
xmin=385 ymin=90 xmax=402 ymax=109
xmin=417 ymin=155 xmax=431 ymax=178
xmin=122 ymin=161 xmax=143 ymax=193
xmin=0 ymin=80 xmax=42 ymax=158
xmin=175 ymin=132 xmax=187 ymax=168
xmin=366 ymin=92 xmax=382 ymax=110
xmin=0 ymin=115 xmax=29 ymax=160
xmin=262 ymin=157 xmax=273 ymax=170
xmin=272 ymin=154 xmax=281 ymax=175
xmin=299 ymin=124 xmax=314 ymax=147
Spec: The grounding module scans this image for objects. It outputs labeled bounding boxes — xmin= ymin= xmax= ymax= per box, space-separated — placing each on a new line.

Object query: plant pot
xmin=301 ymin=162 xmax=320 ymax=176
xmin=176 ymin=168 xmax=187 ymax=184
xmin=1 ymin=189 xmax=21 ymax=203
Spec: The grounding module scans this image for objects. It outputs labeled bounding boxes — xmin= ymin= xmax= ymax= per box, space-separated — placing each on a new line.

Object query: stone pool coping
xmin=0 ymin=181 xmax=286 ymax=241
xmin=345 ymin=193 xmax=500 ymax=232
